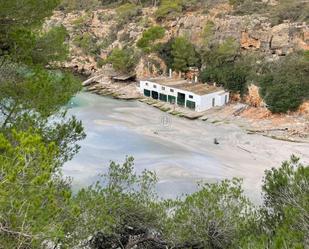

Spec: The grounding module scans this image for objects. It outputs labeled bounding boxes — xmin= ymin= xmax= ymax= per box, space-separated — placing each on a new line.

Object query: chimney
xmin=194 ymin=75 xmax=198 ymax=83
xmin=169 ymin=68 xmax=172 ymax=78
xmin=213 ymin=82 xmax=216 ymax=87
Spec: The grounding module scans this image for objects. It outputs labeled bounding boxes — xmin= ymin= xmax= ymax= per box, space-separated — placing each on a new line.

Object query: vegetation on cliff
xmin=137 ymin=26 xmax=165 ymax=53
xmin=259 ymin=51 xmax=309 ymax=113
xmin=46 ymin=0 xmax=309 ymax=113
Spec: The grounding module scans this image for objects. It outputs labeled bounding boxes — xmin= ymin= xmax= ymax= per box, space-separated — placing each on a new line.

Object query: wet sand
xmin=64 ymin=92 xmax=309 ymax=202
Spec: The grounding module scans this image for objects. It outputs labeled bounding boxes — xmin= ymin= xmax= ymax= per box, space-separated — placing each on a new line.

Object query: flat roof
xmin=174 ymin=83 xmax=224 ymax=95
xmin=145 ymin=77 xmax=188 ymax=86
xmin=140 ymin=77 xmax=225 ymax=95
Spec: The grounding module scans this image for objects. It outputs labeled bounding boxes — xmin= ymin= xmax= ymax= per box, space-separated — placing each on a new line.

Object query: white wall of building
xmin=200 ymin=91 xmax=230 ymax=111
xmin=139 ymin=80 xmax=229 ymax=112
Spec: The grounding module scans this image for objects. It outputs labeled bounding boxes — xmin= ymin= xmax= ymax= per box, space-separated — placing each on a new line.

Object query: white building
xmin=138 ymin=77 xmax=229 ymax=112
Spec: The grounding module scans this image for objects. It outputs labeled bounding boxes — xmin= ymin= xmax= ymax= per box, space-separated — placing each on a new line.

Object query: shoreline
xmin=87 ymin=92 xmax=309 ymax=202
xmin=84 ymin=79 xmax=309 ymax=144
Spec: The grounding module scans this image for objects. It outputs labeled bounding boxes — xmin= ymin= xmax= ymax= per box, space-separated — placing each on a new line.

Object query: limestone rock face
xmin=47 ymin=5 xmax=308 ymax=76
xmin=239 ymin=21 xmax=309 ymax=55
xmin=241 ymin=32 xmax=261 ymax=49
xmin=135 ymin=54 xmax=167 ymax=78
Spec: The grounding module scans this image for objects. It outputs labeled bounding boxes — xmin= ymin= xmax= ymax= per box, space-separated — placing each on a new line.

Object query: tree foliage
xmin=59 ymin=0 xmax=100 ymax=11
xmin=262 ymin=155 xmax=309 ymax=247
xmin=0 ymin=0 xmax=62 ymax=62
xmin=31 ymin=26 xmax=69 ymax=65
xmin=259 ymin=51 xmax=309 ymax=113
xmin=0 ymin=130 xmax=73 ymax=248
xmin=240 ymin=156 xmax=309 ymax=249
xmin=200 ymin=38 xmax=252 ymax=95
xmin=68 ymin=157 xmax=163 ymax=248
xmin=0 ymin=8 xmax=85 ymax=245
xmin=1 ymin=134 xmax=308 ymax=248
xmin=164 ymin=179 xmax=253 ymax=249
xmin=156 ymin=38 xmax=175 ymax=70
xmin=116 ymin=2 xmax=142 ymax=26
xmin=270 ymin=0 xmax=309 ymax=25
xmin=106 ymin=48 xmax=138 ymax=73
xmin=171 ymin=37 xmax=200 ymax=72
xmin=137 ymin=26 xmax=165 ymax=53
xmin=155 ymin=0 xmax=183 ymax=20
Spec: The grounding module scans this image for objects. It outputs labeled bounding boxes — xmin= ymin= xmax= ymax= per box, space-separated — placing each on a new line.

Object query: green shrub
xmin=71 ymin=13 xmax=91 ymax=29
xmin=261 ymin=156 xmax=309 ymax=247
xmin=59 ymin=0 xmax=100 ymax=11
xmin=200 ymin=39 xmax=253 ymax=95
xmin=270 ymin=0 xmax=309 ymax=25
xmin=171 ymin=37 xmax=201 ymax=72
xmin=106 ymin=48 xmax=138 ymax=73
xmin=157 ymin=37 xmax=201 ymax=72
xmin=137 ymin=26 xmax=165 ymax=53
xmin=165 ymin=178 xmax=253 ymax=249
xmin=97 ymin=12 xmax=114 ymax=22
xmin=96 ymin=57 xmax=107 ymax=68
xmin=32 ymin=26 xmax=69 ymax=65
xmin=156 ymin=38 xmax=175 ymax=69
xmin=262 ymin=82 xmax=303 ymax=113
xmin=73 ymin=33 xmax=99 ymax=56
xmin=202 ymin=37 xmax=239 ymax=67
xmin=231 ymin=0 xmax=309 ymax=23
xmin=116 ymin=3 xmax=142 ymax=24
xmin=259 ymin=52 xmax=309 ymax=113
xmin=200 ymin=62 xmax=249 ymax=96
xmin=202 ymin=20 xmax=216 ymax=48
xmin=229 ymin=0 xmax=245 ymax=6
xmin=232 ymin=0 xmax=268 ymax=16
xmin=155 ymin=0 xmax=183 ymax=20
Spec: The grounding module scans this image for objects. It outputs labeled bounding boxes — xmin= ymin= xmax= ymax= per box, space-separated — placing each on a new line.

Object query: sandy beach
xmin=65 ymin=93 xmax=309 ymax=202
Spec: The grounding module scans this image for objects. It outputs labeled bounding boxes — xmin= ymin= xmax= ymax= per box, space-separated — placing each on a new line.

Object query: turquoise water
xmin=64 ymin=93 xmax=222 ymax=198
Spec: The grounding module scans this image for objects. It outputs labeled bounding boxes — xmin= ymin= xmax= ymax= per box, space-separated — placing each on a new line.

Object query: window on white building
xmin=162 ymin=86 xmax=165 ymax=90
xmin=145 ymin=82 xmax=148 ymax=86
xmin=189 ymin=95 xmax=193 ymax=99
xmin=153 ymin=85 xmax=157 ymax=88
xmin=170 ymin=89 xmax=174 ymax=93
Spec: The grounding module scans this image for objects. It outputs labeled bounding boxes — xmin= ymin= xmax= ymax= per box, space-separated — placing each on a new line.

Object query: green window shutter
xmin=186 ymin=100 xmax=196 ymax=110
xmin=159 ymin=93 xmax=167 ymax=102
xmin=168 ymin=95 xmax=176 ymax=104
xmin=144 ymin=89 xmax=151 ymax=97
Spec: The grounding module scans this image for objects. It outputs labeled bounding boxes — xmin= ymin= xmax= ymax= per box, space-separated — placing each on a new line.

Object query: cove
xmin=64 ymin=92 xmax=309 ymax=201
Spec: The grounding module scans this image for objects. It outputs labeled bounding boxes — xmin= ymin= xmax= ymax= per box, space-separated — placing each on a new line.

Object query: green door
xmin=177 ymin=92 xmax=186 ymax=106
xmin=151 ymin=91 xmax=159 ymax=100
xmin=186 ymin=100 xmax=196 ymax=110
xmin=144 ymin=89 xmax=150 ymax=97
xmin=168 ymin=95 xmax=176 ymax=104
xmin=159 ymin=93 xmax=167 ymax=102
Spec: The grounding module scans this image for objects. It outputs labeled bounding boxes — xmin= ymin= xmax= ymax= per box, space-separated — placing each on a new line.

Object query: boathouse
xmin=139 ymin=77 xmax=229 ymax=112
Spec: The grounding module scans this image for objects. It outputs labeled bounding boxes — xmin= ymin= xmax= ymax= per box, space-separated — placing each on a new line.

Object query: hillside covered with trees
xmin=46 ymin=0 xmax=309 ymax=114
xmin=0 ymin=0 xmax=309 ymax=249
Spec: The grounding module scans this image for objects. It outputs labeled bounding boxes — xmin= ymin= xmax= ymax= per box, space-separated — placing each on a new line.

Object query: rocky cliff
xmin=46 ymin=3 xmax=308 ymax=77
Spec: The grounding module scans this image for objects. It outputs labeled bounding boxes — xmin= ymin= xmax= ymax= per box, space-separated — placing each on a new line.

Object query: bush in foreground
xmin=1 ymin=132 xmax=308 ymax=249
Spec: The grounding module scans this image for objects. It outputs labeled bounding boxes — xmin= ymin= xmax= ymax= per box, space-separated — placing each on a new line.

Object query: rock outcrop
xmin=46 ymin=4 xmax=309 ymax=76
